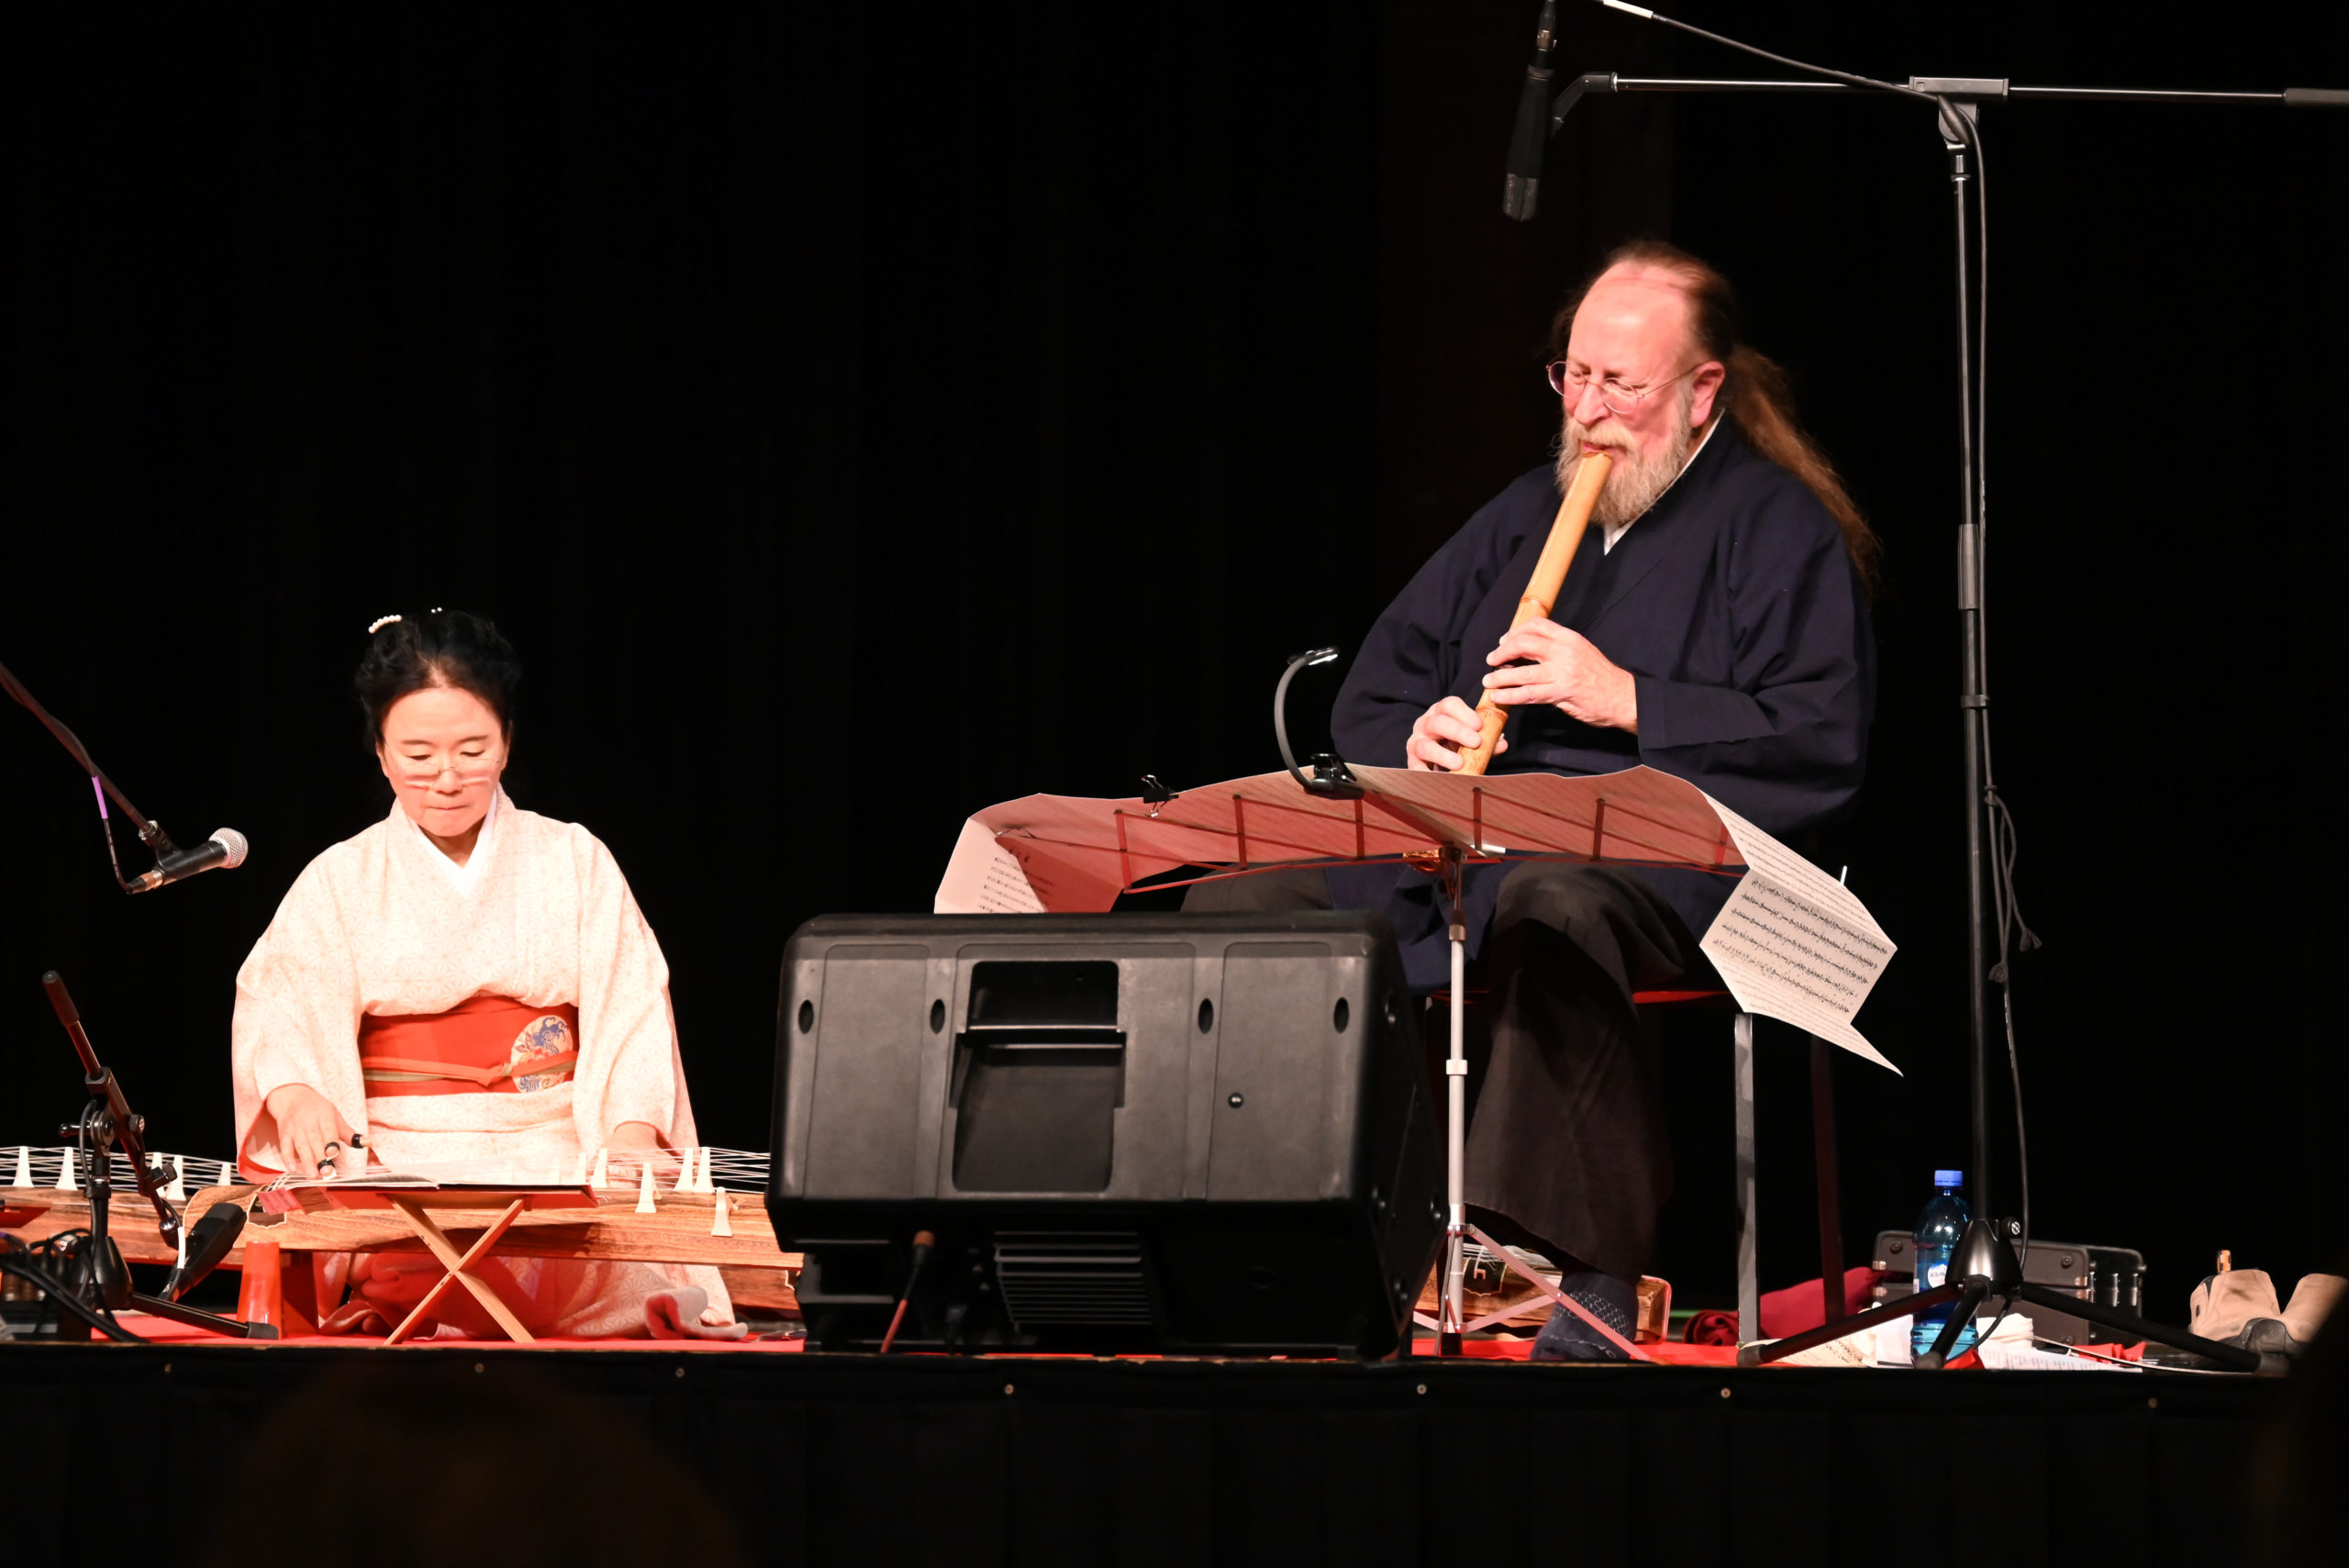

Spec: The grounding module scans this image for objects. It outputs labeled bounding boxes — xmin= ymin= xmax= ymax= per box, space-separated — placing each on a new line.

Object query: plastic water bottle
xmin=1910 ymin=1170 xmax=1979 ymax=1360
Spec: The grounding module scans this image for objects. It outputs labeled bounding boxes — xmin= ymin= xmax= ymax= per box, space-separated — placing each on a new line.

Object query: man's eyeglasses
xmin=1547 ymin=360 xmax=1701 ymax=417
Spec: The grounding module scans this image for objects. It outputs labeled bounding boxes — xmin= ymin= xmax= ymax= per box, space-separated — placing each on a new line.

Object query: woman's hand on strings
xmin=1484 ymin=618 xmax=1640 ymax=733
xmin=1407 ymin=695 xmax=1507 ymax=771
xmin=263 ymin=1083 xmax=357 ymax=1180
xmin=603 ymin=1120 xmax=668 ymax=1183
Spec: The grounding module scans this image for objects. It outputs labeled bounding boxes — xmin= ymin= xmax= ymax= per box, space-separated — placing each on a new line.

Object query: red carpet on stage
xmin=126 ymin=1312 xmax=1753 ymax=1362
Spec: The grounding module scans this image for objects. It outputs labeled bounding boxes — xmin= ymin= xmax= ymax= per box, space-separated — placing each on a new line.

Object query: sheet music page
xmin=933 ymin=817 xmax=1048 ymax=914
xmin=1698 ymin=797 xmax=1899 ymax=1072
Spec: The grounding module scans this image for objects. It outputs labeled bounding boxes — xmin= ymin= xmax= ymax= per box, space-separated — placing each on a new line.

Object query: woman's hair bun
xmin=354 ymin=608 xmax=521 ymax=744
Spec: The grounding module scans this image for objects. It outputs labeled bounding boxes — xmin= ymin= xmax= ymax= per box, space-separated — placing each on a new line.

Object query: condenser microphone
xmin=1502 ymin=0 xmax=1561 ymax=219
xmin=128 ymin=828 xmax=249 ymax=894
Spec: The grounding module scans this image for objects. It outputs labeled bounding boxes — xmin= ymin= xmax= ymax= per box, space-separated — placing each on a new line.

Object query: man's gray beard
xmin=1555 ymin=397 xmax=1698 ymax=529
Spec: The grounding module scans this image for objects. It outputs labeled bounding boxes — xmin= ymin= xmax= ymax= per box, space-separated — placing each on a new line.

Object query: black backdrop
xmin=5 ymin=4 xmax=2343 ymax=1318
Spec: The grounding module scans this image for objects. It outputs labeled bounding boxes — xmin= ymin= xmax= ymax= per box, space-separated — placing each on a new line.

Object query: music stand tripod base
xmin=1738 ymin=1218 xmax=2282 ymax=1374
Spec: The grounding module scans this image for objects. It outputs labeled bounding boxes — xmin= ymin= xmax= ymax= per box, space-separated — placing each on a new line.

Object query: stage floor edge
xmin=0 ymin=1329 xmax=2280 ymax=1567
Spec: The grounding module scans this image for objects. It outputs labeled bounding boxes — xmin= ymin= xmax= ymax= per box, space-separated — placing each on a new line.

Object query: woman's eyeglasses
xmin=390 ymin=751 xmax=502 ymax=785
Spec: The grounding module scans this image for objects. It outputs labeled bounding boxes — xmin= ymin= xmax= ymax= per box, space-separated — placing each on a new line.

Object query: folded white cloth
xmin=645 ymin=1286 xmax=749 ymax=1340
xmin=2283 ymin=1273 xmax=2343 ymax=1344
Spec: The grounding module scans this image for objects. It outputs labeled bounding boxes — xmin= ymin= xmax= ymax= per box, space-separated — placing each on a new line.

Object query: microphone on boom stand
xmin=3 ymin=651 xmax=251 ymax=895
xmin=1501 ymin=0 xmax=1561 ymax=218
xmin=126 ymin=828 xmax=250 ymax=894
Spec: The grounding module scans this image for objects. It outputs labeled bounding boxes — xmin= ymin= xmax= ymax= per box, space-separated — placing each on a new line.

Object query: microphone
xmin=164 ymin=1201 xmax=248 ymax=1301
xmin=128 ymin=828 xmax=249 ymax=894
xmin=1502 ymin=0 xmax=1561 ymax=219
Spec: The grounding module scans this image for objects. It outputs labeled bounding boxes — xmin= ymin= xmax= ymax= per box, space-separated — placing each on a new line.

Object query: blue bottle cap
xmin=1933 ymin=1169 xmax=1964 ymax=1188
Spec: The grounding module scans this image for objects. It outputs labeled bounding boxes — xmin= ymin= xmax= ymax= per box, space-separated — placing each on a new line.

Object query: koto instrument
xmin=2 ymin=1143 xmax=802 ymax=1318
xmin=1454 ymin=450 xmax=1612 ymax=776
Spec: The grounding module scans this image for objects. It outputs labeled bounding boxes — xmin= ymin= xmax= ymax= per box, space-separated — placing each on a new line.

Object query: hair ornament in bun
xmin=353 ymin=607 xmax=521 ymax=746
xmin=367 ymin=614 xmax=404 ymax=635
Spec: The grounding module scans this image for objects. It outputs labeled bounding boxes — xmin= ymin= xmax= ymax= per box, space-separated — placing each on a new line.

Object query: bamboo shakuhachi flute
xmin=1454 ymin=450 xmax=1612 ymax=776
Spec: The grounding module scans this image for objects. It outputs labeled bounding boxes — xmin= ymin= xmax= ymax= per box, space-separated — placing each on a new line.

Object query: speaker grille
xmin=993 ymin=1232 xmax=1154 ymax=1327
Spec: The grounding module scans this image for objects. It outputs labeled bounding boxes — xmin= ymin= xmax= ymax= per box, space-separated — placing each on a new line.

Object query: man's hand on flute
xmin=1482 ymin=617 xmax=1640 ymax=733
xmin=1407 ymin=696 xmax=1509 ymax=772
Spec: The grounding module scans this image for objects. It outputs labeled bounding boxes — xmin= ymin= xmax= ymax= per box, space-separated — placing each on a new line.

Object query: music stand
xmin=946 ymin=725 xmax=1902 ymax=1354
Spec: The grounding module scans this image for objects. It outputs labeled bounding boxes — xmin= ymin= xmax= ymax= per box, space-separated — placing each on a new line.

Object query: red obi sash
xmin=359 ymin=995 xmax=580 ymax=1098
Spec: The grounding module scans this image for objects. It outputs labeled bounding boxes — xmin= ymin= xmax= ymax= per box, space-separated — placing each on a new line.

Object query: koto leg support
xmin=383 ymin=1197 xmax=533 ymax=1346
xmin=237 ymin=1239 xmax=284 ymax=1332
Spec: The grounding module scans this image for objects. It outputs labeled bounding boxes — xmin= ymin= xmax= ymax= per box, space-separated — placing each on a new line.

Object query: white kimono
xmin=231 ymin=789 xmax=732 ymax=1336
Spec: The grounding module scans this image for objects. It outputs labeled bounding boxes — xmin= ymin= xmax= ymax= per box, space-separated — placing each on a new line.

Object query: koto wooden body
xmin=3 ymin=1182 xmax=801 ymax=1312
xmin=1456 ymin=450 xmax=1612 ymax=776
xmin=3 ymin=1187 xmax=184 ymax=1265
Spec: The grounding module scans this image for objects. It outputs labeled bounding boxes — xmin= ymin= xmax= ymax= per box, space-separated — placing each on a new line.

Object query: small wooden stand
xmin=280 ymin=1184 xmax=598 ymax=1345
xmin=382 ymin=1196 xmax=534 ymax=1345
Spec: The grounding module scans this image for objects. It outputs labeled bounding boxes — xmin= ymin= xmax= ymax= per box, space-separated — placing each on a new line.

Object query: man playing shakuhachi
xmin=1189 ymin=241 xmax=1877 ymax=1357
xmin=231 ymin=609 xmax=740 ymax=1339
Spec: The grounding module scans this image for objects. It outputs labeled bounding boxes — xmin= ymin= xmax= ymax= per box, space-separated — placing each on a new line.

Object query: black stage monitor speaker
xmin=767 ymin=912 xmax=1442 ymax=1357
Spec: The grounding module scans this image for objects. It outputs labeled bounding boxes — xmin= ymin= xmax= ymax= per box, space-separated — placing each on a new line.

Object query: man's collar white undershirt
xmin=1601 ymin=417 xmax=1722 ymax=554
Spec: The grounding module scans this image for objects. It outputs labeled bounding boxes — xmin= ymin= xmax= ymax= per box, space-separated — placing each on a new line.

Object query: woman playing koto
xmin=231 ymin=609 xmax=739 ymax=1338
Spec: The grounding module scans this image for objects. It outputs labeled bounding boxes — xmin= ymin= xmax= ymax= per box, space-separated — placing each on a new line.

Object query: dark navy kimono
xmin=1328 ymin=423 xmax=1876 ymax=989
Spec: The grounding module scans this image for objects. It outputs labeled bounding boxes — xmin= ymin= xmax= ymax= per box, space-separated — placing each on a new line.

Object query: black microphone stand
xmin=1512 ymin=3 xmax=2343 ymax=1368
xmin=1740 ymin=1215 xmax=2280 ymax=1373
xmin=6 ymin=973 xmax=273 ymax=1340
xmin=0 ymin=653 xmax=183 ymax=889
